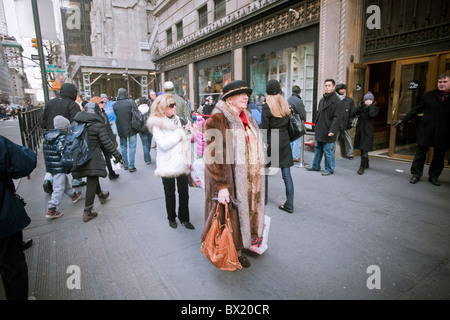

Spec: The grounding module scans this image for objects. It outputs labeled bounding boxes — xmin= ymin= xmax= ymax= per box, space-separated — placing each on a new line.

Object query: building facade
xmin=152 ymin=0 xmax=364 ymax=125
xmin=66 ymin=0 xmax=156 ymax=100
xmin=153 ymin=0 xmax=450 ymax=164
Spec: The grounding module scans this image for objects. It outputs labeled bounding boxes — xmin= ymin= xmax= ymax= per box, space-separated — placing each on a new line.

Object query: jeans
xmin=290 ymin=138 xmax=301 ymax=160
xmin=162 ymin=174 xmax=190 ymax=223
xmin=48 ymin=173 xmax=75 ymax=209
xmin=311 ymin=141 xmax=336 ymax=173
xmin=110 ymin=122 xmax=118 ymax=137
xmin=265 ymin=168 xmax=294 ymax=211
xmin=281 ymin=167 xmax=294 ymax=211
xmin=119 ymin=134 xmax=137 ymax=169
xmin=139 ymin=132 xmax=152 ymax=163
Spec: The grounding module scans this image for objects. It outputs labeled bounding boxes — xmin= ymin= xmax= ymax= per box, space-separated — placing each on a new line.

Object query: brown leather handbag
xmin=201 ymin=202 xmax=242 ymax=271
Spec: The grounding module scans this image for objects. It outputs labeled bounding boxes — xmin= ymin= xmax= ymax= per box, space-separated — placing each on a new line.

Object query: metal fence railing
xmin=18 ymin=108 xmax=44 ymax=154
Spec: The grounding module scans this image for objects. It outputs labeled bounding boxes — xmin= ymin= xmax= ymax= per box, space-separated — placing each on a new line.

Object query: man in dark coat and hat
xmin=393 ymin=73 xmax=450 ymax=186
xmin=113 ymin=88 xmax=138 ymax=172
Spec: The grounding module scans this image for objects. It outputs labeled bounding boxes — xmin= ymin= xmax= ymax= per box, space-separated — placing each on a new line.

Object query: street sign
xmin=31 ymin=54 xmax=39 ymax=61
xmin=46 ymin=64 xmax=57 ymax=72
xmin=46 ymin=64 xmax=66 ymax=73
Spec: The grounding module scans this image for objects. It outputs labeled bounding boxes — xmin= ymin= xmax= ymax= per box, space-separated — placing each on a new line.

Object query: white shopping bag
xmin=110 ymin=159 xmax=123 ymax=171
xmin=189 ymin=156 xmax=205 ymax=188
xmin=249 ymin=215 xmax=271 ymax=255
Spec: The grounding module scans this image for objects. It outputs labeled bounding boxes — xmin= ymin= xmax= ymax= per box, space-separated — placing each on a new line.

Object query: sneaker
xmin=129 ymin=167 xmax=136 ymax=173
xmin=71 ymin=191 xmax=82 ymax=203
xmin=46 ymin=207 xmax=63 ymax=219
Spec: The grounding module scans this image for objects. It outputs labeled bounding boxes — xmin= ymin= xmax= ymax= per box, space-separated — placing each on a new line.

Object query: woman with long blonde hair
xmin=147 ymin=94 xmax=195 ymax=230
xmin=261 ymin=79 xmax=295 ymax=213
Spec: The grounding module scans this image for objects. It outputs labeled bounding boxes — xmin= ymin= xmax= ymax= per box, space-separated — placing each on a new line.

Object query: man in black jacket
xmin=41 ymin=83 xmax=80 ymax=129
xmin=41 ymin=83 xmax=84 ymax=192
xmin=288 ymin=86 xmax=307 ymax=163
xmin=0 ymin=135 xmax=37 ymax=299
xmin=335 ymin=83 xmax=356 ymax=160
xmin=393 ymin=73 xmax=450 ymax=186
xmin=307 ymin=79 xmax=342 ymax=176
xmin=113 ymin=88 xmax=138 ymax=172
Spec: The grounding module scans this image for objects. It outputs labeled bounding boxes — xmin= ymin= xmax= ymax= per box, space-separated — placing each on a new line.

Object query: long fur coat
xmin=201 ymin=102 xmax=266 ymax=250
xmin=146 ymin=115 xmax=191 ymax=178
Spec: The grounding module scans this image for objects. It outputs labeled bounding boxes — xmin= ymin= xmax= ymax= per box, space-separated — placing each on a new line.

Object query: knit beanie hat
xmin=364 ymin=91 xmax=375 ymax=101
xmin=266 ymin=79 xmax=282 ymax=95
xmin=53 ymin=115 xmax=70 ymax=130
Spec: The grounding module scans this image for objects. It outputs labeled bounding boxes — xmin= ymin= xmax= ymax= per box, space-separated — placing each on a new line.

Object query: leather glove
xmin=393 ymin=120 xmax=403 ymax=128
xmin=218 ymin=188 xmax=230 ymax=204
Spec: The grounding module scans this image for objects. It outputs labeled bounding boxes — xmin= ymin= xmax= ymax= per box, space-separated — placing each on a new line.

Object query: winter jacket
xmin=400 ymin=89 xmax=450 ymax=149
xmin=71 ymin=111 xmax=122 ymax=179
xmin=287 ymin=94 xmax=307 ymax=121
xmin=0 ymin=135 xmax=37 ymax=240
xmin=338 ymin=95 xmax=356 ymax=130
xmin=165 ymin=89 xmax=191 ymax=121
xmin=146 ymin=115 xmax=191 ymax=178
xmin=193 ymin=129 xmax=205 ymax=157
xmin=41 ymin=83 xmax=80 ymax=129
xmin=261 ymin=103 xmax=293 ymax=168
xmin=43 ymin=129 xmax=70 ymax=174
xmin=113 ymin=88 xmax=138 ymax=138
xmin=314 ymin=91 xmax=342 ymax=143
xmin=352 ymin=101 xmax=379 ymax=151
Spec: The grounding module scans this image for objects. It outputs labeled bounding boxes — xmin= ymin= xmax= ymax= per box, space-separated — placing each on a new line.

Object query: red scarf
xmin=239 ymin=111 xmax=250 ymax=143
xmin=439 ymin=90 xmax=450 ymax=102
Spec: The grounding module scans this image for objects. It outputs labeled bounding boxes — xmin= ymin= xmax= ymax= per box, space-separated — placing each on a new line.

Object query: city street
xmin=1 ymin=118 xmax=449 ymax=303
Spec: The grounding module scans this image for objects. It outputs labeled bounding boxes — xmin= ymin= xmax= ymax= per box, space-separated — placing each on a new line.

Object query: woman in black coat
xmin=261 ymin=80 xmax=294 ymax=213
xmin=72 ymin=102 xmax=123 ymax=222
xmin=353 ymin=92 xmax=379 ymax=174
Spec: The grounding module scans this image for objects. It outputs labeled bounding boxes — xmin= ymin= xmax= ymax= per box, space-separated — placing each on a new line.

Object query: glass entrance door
xmin=389 ymin=58 xmax=434 ymax=160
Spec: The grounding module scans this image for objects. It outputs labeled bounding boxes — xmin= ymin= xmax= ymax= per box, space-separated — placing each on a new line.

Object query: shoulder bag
xmin=288 ymin=106 xmax=306 ymax=142
xmin=201 ymin=202 xmax=242 ymax=272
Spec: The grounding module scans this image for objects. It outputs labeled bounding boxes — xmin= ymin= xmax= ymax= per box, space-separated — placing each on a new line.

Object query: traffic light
xmin=48 ymin=80 xmax=61 ymax=91
xmin=31 ymin=38 xmax=38 ymax=48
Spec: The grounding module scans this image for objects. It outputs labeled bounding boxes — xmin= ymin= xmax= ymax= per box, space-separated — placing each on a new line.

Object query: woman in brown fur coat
xmin=201 ymin=80 xmax=266 ymax=268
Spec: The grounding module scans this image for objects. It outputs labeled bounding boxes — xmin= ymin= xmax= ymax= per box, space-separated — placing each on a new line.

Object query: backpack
xmin=131 ymin=105 xmax=144 ymax=132
xmin=61 ymin=122 xmax=94 ymax=170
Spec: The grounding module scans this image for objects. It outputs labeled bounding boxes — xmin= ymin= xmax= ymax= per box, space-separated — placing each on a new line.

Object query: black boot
xmin=358 ymin=158 xmax=368 ymax=175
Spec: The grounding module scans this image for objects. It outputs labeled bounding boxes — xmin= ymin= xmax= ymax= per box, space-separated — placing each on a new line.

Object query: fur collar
xmin=147 ymin=115 xmax=181 ymax=133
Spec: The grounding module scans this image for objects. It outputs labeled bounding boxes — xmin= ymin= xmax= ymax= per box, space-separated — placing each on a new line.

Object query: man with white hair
xmin=163 ymin=81 xmax=191 ymax=121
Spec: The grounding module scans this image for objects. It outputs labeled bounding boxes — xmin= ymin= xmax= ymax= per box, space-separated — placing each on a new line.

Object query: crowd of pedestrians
xmin=1 ymin=73 xmax=449 ymax=298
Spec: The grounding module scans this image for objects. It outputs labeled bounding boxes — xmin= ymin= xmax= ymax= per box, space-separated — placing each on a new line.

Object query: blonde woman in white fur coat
xmin=146 ymin=94 xmax=195 ymax=230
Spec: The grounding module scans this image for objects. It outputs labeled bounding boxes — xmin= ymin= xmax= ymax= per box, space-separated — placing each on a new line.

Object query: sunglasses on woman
xmin=168 ymin=103 xmax=176 ymax=108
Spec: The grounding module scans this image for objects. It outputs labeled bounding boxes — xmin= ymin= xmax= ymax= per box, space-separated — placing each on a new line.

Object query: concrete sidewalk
xmin=1 ymin=118 xmax=449 ymax=301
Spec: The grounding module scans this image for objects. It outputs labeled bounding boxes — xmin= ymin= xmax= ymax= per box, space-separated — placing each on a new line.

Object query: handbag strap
xmin=214 ymin=202 xmax=233 ymax=232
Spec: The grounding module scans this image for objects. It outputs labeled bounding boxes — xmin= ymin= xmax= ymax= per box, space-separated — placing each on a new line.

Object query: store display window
xmin=249 ymin=42 xmax=315 ymax=122
xmin=166 ymin=66 xmax=188 ymax=97
xmin=198 ymin=63 xmax=231 ymax=106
